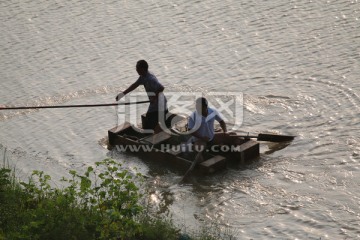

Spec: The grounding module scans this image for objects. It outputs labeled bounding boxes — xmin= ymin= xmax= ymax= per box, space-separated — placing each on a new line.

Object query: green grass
xmin=0 ymin=156 xmax=236 ymax=240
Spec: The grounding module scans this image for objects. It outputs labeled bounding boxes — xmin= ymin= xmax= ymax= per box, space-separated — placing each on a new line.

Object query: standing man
xmin=116 ymin=60 xmax=168 ymax=131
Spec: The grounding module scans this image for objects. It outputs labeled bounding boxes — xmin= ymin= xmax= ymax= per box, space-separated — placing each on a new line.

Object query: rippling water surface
xmin=1 ymin=1 xmax=360 ymax=239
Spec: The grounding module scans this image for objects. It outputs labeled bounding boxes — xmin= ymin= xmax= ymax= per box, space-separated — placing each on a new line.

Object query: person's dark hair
xmin=136 ymin=60 xmax=149 ymax=71
xmin=196 ymin=97 xmax=208 ymax=107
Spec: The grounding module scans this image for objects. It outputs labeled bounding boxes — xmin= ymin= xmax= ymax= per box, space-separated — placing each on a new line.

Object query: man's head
xmin=136 ymin=60 xmax=148 ymax=76
xmin=196 ymin=97 xmax=208 ymax=112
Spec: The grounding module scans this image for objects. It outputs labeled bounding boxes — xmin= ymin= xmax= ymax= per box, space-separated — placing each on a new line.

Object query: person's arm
xmin=155 ymin=85 xmax=164 ymax=95
xmin=152 ymin=85 xmax=164 ymax=100
xmin=116 ymin=82 xmax=140 ymax=101
xmin=219 ymin=120 xmax=227 ymax=133
xmin=213 ymin=108 xmax=227 ymax=133
xmin=148 ymin=85 xmax=165 ymax=103
xmin=123 ymin=82 xmax=140 ymax=95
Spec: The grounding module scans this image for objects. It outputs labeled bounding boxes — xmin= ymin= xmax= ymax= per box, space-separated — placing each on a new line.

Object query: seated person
xmin=187 ymin=97 xmax=239 ymax=153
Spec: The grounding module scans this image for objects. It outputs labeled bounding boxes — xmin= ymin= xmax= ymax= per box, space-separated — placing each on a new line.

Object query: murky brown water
xmin=1 ymin=1 xmax=360 ymax=238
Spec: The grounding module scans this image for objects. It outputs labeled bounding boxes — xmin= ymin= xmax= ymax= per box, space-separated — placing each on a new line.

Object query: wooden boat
xmin=108 ymin=113 xmax=260 ymax=174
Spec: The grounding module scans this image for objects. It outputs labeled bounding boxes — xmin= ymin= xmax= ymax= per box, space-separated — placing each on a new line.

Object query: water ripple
xmin=1 ymin=0 xmax=360 ymax=238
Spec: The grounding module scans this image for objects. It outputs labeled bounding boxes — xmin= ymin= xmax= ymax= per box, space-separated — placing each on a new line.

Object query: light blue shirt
xmin=188 ymin=107 xmax=224 ymax=141
xmin=135 ymin=72 xmax=167 ymax=112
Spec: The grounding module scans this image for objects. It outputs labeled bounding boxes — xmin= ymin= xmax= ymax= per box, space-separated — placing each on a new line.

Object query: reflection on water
xmin=262 ymin=142 xmax=292 ymax=155
xmin=1 ymin=0 xmax=360 ymax=238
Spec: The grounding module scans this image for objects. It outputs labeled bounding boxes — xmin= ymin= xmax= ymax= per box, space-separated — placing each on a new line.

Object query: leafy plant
xmin=0 ymin=157 xmax=235 ymax=240
xmin=0 ymin=158 xmax=145 ymax=239
xmin=60 ymin=158 xmax=144 ymax=239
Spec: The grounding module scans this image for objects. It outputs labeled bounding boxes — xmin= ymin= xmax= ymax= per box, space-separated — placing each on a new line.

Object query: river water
xmin=1 ymin=1 xmax=359 ymax=239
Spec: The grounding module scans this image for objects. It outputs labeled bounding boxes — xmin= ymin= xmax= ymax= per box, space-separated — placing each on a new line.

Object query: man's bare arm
xmin=123 ymin=82 xmax=140 ymax=95
xmin=219 ymin=120 xmax=227 ymax=133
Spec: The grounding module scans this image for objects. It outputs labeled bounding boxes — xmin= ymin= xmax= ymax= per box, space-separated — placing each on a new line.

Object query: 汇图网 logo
xmin=116 ymin=92 xmax=243 ymax=134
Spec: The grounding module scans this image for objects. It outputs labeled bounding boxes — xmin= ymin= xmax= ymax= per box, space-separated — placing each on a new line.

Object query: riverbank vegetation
xmin=0 ymin=158 xmax=235 ymax=240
